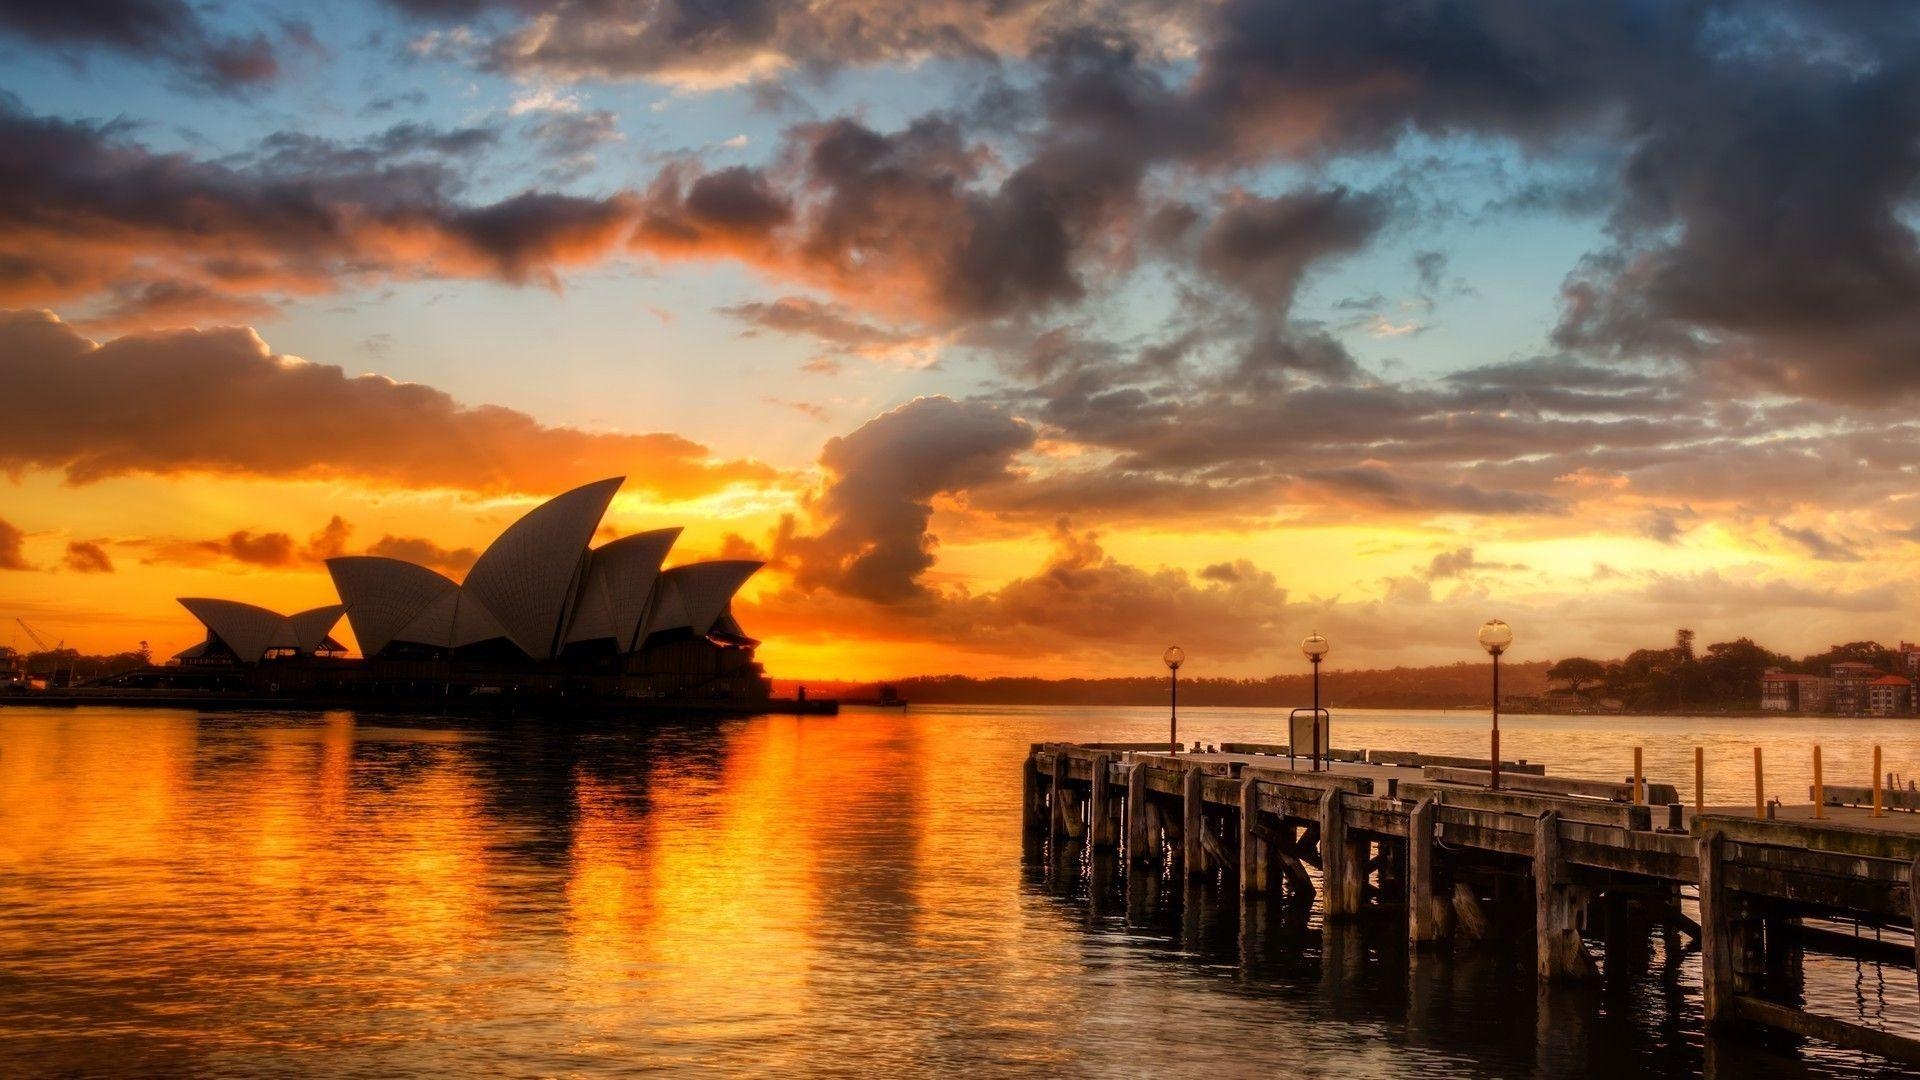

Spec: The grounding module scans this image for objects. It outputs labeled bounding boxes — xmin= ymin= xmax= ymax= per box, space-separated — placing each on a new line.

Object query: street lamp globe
xmin=1477 ymin=619 xmax=1513 ymax=657
xmin=1163 ymin=645 xmax=1185 ymax=670
xmin=1301 ymin=632 xmax=1330 ymax=661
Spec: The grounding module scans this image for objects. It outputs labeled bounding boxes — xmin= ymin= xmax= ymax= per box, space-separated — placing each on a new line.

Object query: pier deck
xmin=1023 ymin=741 xmax=1920 ymax=1067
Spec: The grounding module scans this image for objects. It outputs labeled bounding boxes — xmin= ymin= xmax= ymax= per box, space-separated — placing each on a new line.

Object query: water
xmin=0 ymin=704 xmax=1915 ymax=1077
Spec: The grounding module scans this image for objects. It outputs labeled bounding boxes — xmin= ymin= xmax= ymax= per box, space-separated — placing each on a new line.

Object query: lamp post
xmin=1478 ymin=619 xmax=1514 ymax=790
xmin=1163 ymin=646 xmax=1185 ymax=752
xmin=1301 ymin=632 xmax=1329 ymax=771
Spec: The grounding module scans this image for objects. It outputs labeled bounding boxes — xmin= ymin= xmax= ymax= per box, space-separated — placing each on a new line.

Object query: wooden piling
xmin=1049 ymin=751 xmax=1070 ymax=854
xmin=1753 ymin=747 xmax=1765 ymax=819
xmin=1697 ymin=830 xmax=1733 ymax=1027
xmin=1407 ymin=798 xmax=1445 ymax=945
xmin=1813 ymin=745 xmax=1824 ymax=820
xmin=1088 ymin=752 xmax=1118 ymax=851
xmin=1911 ymin=856 xmax=1919 ymax=988
xmin=1182 ymin=765 xmax=1205 ymax=878
xmin=1533 ymin=811 xmax=1596 ymax=981
xmin=1238 ymin=777 xmax=1270 ymax=895
xmin=1021 ymin=748 xmax=1043 ymax=862
xmin=1695 ymin=746 xmax=1704 ymax=812
xmin=1633 ymin=747 xmax=1643 ymax=805
xmin=1125 ymin=760 xmax=1151 ymax=864
xmin=1319 ymin=788 xmax=1364 ymax=917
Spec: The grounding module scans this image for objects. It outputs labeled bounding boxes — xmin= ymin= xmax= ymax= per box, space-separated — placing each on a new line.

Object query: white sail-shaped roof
xmin=564 ymin=527 xmax=681 ymax=650
xmin=393 ymin=588 xmax=509 ymax=650
xmin=326 ymin=556 xmax=461 ymax=658
xmin=462 ymin=477 xmax=622 ymax=660
xmin=178 ymin=598 xmax=300 ymax=661
xmin=648 ymin=561 xmax=762 ymax=638
xmin=288 ymin=605 xmax=347 ymax=653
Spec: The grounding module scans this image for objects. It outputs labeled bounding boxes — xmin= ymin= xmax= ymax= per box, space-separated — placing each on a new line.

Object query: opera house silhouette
xmin=160 ymin=478 xmax=771 ymax=704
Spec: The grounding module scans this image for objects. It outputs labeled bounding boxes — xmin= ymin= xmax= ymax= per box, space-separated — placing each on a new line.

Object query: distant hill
xmin=775 ymin=660 xmax=1549 ymax=709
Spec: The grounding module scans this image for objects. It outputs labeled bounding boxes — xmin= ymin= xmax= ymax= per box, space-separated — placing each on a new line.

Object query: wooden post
xmin=1874 ymin=746 xmax=1884 ymax=818
xmin=1049 ymin=750 xmax=1070 ymax=854
xmin=1633 ymin=747 xmax=1644 ymax=804
xmin=1695 ymin=746 xmax=1704 ymax=813
xmin=1319 ymin=788 xmax=1364 ymax=917
xmin=1753 ymin=747 xmax=1765 ymax=819
xmin=1812 ymin=745 xmax=1824 ymax=820
xmin=1697 ymin=830 xmax=1733 ymax=1027
xmin=1125 ymin=760 xmax=1151 ymax=864
xmin=1088 ymin=753 xmax=1118 ymax=851
xmin=1182 ymin=765 xmax=1206 ymax=878
xmin=1408 ymin=798 xmax=1444 ymax=945
xmin=1238 ymin=777 xmax=1270 ymax=894
xmin=1021 ymin=748 xmax=1043 ymax=862
xmin=1533 ymin=811 xmax=1596 ymax=981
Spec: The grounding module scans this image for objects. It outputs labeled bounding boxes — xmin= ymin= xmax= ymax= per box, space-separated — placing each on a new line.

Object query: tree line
xmin=1545 ymin=630 xmax=1910 ymax=711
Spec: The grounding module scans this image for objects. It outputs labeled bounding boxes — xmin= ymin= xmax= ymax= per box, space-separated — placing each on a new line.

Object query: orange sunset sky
xmin=4 ymin=2 xmax=1920 ymax=679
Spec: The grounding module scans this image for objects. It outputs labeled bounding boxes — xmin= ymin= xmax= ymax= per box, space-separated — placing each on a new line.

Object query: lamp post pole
xmin=1311 ymin=654 xmax=1323 ymax=772
xmin=1164 ymin=646 xmax=1185 ymax=753
xmin=1490 ymin=649 xmax=1501 ymax=790
xmin=1300 ymin=632 xmax=1330 ymax=773
xmin=1478 ymin=619 xmax=1514 ymax=791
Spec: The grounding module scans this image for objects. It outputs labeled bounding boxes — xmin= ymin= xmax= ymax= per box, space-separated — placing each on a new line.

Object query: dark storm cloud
xmin=0 ymin=97 xmax=658 ymax=318
xmin=775 ymin=396 xmax=1036 ymax=603
xmin=0 ymin=0 xmax=282 ymax=90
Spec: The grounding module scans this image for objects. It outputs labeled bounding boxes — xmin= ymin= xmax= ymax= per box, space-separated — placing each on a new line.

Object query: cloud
xmin=720 ymin=296 xmax=936 ymax=367
xmin=1774 ymin=521 xmax=1864 ymax=563
xmin=384 ymin=0 xmax=1191 ymax=88
xmin=366 ymin=535 xmax=481 ymax=574
xmin=0 ymin=97 xmax=642 ymax=322
xmin=0 ymin=0 xmax=283 ymax=91
xmin=0 ymin=310 xmax=777 ymax=498
xmin=0 ymin=517 xmax=31 ymax=570
xmin=61 ymin=541 xmax=113 ymax=573
xmin=775 ymin=396 xmax=1035 ymax=602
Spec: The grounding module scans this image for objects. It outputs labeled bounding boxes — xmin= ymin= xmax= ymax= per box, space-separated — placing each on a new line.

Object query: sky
xmin=4 ymin=0 xmax=1920 ymax=680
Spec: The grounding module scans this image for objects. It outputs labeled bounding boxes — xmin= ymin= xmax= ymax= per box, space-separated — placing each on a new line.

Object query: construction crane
xmin=15 ymin=618 xmax=58 ymax=652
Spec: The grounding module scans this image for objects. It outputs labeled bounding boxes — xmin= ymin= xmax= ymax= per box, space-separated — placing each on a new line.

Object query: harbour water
xmin=1 ymin=704 xmax=1915 ymax=1076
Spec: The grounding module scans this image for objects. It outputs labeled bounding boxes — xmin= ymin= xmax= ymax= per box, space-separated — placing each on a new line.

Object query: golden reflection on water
xmin=1 ymin=705 xmax=1914 ymax=1076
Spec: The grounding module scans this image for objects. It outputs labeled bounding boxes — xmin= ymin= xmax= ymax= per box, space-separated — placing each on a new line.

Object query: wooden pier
xmin=1022 ymin=741 xmax=1920 ymax=1067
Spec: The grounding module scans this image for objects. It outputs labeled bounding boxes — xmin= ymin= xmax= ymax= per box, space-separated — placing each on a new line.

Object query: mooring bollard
xmin=1753 ymin=747 xmax=1765 ymax=820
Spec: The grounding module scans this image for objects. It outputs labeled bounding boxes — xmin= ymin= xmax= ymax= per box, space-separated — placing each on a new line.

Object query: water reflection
xmin=0 ymin=704 xmax=1913 ymax=1076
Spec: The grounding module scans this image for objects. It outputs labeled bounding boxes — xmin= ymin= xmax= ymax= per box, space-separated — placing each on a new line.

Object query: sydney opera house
xmin=159 ymin=478 xmax=771 ymax=703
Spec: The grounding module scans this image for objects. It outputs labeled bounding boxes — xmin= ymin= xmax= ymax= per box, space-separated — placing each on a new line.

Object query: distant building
xmin=1827 ymin=661 xmax=1883 ymax=715
xmin=1760 ymin=670 xmax=1830 ymax=712
xmin=1869 ymin=674 xmax=1913 ymax=717
xmin=1900 ymin=642 xmax=1920 ymax=680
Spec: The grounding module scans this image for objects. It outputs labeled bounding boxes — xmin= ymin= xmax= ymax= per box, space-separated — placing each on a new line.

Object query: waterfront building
xmin=160 ymin=477 xmax=769 ymax=703
xmin=1759 ymin=670 xmax=1830 ymax=712
xmin=1826 ymin=661 xmax=1883 ymax=715
xmin=1868 ymin=674 xmax=1913 ymax=717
